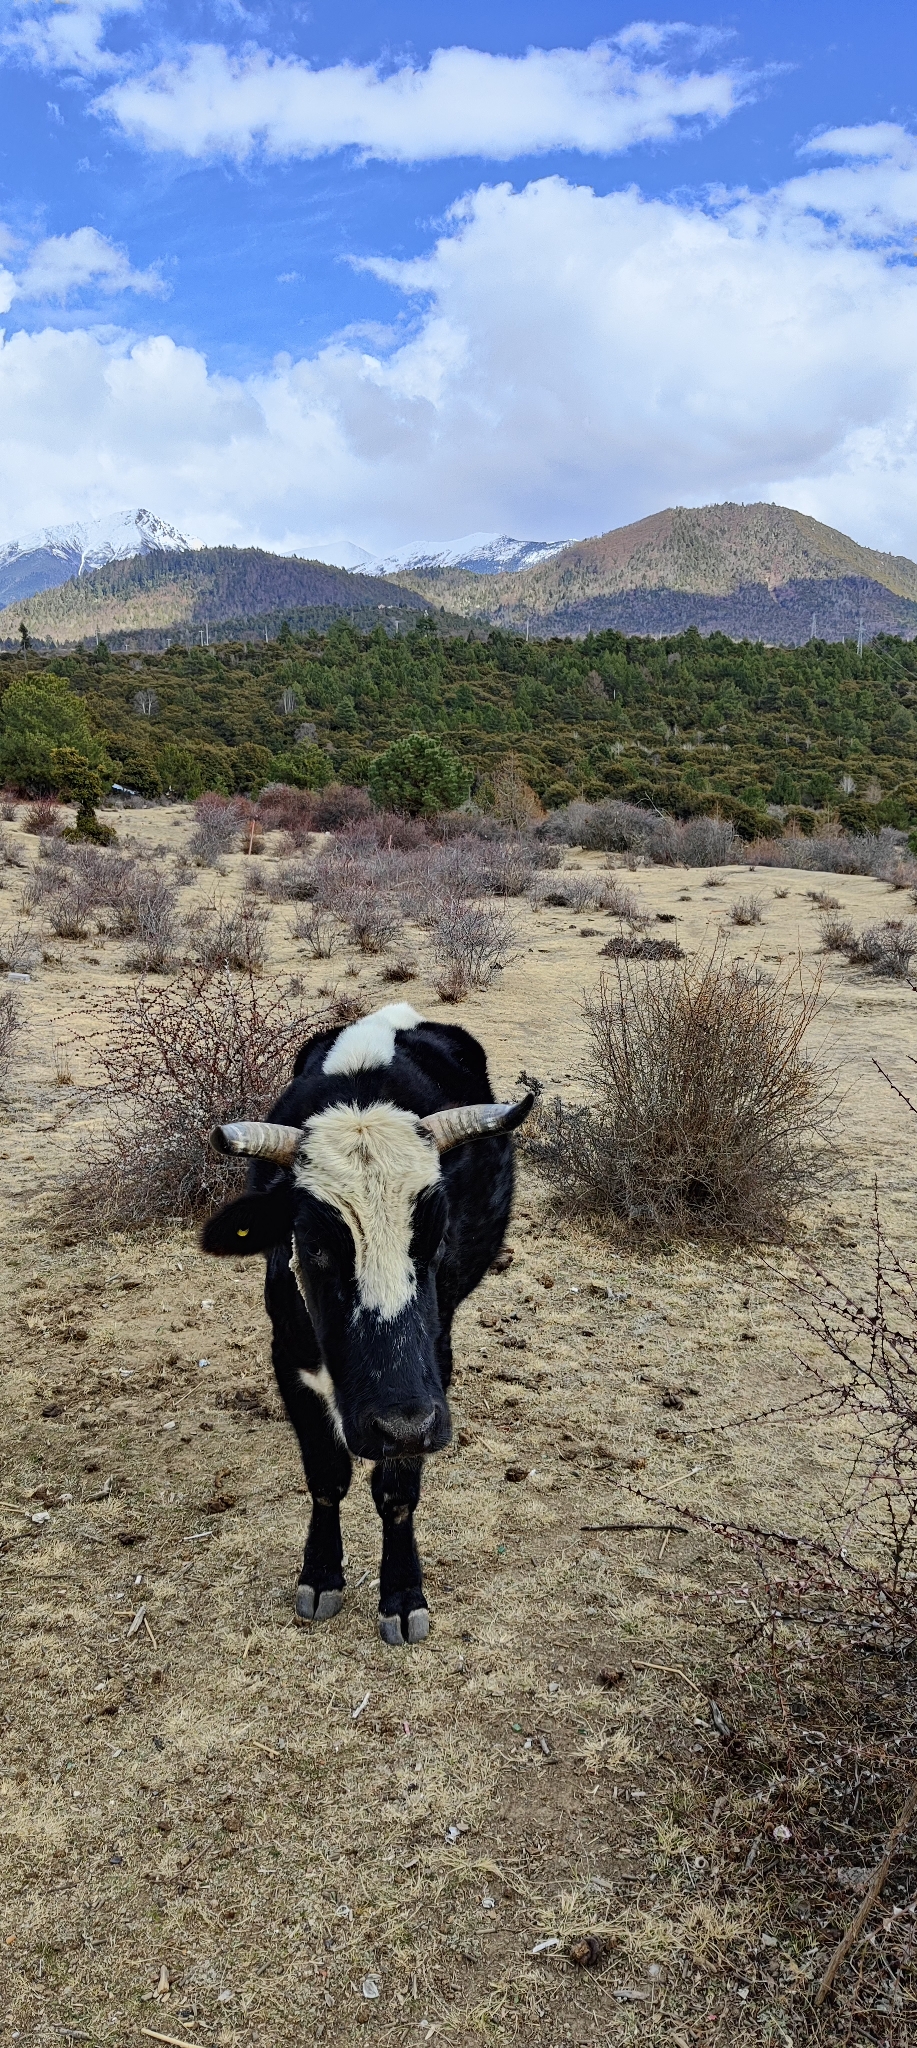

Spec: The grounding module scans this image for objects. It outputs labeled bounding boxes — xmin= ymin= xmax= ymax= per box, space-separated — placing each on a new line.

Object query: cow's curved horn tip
xmin=507 ymin=1090 xmax=536 ymax=1129
xmin=210 ymin=1125 xmax=233 ymax=1155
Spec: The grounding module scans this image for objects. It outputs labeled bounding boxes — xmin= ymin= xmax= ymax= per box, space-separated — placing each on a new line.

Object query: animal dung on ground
xmin=566 ymin=1932 xmax=612 ymax=1968
xmin=598 ymin=1667 xmax=627 ymax=1687
xmin=504 ymin=1465 xmax=528 ymax=1483
xmin=490 ymin=1246 xmax=514 ymax=1273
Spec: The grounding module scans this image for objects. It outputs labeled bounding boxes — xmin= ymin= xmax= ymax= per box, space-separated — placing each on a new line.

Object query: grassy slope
xmin=390 ymin=502 xmax=917 ymax=622
xmin=4 ymin=616 xmax=917 ymax=821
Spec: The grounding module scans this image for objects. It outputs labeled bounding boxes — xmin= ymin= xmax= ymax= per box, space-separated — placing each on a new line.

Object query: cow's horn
xmin=418 ymin=1093 xmax=535 ymax=1153
xmin=210 ymin=1121 xmax=304 ymax=1163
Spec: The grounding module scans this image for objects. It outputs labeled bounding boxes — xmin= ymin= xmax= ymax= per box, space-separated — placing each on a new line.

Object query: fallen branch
xmin=814 ymin=1782 xmax=917 ymax=2009
xmin=581 ymin=1521 xmax=688 ymax=1534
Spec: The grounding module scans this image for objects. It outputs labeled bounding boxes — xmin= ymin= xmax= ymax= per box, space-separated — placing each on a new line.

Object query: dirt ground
xmin=2 ymin=807 xmax=916 ymax=2047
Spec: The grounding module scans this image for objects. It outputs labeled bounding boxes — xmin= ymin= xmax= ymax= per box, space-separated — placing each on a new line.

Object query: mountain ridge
xmin=0 ymin=509 xmax=202 ymax=611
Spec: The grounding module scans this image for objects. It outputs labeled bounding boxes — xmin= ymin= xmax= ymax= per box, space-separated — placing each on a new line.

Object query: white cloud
xmin=3 ymin=1 xmax=143 ymax=77
xmin=10 ymin=226 xmax=164 ymax=302
xmin=1 ymin=127 xmax=917 ymax=559
xmin=97 ymin=34 xmax=749 ymax=163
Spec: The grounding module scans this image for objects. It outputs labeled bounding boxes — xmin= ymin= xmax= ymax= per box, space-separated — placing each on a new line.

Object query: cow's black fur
xmin=201 ymin=1017 xmax=516 ymax=1644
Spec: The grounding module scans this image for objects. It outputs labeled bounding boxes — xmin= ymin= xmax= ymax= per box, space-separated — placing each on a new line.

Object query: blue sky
xmin=1 ymin=3 xmax=916 ymax=559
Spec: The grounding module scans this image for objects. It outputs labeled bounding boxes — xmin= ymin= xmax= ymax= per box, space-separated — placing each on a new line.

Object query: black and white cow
xmin=201 ymin=1003 xmax=533 ymax=1645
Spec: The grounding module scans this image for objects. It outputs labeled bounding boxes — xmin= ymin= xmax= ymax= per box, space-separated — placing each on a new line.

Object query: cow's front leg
xmin=276 ymin=1369 xmax=353 ymax=1623
xmin=371 ymin=1456 xmax=429 ymax=1646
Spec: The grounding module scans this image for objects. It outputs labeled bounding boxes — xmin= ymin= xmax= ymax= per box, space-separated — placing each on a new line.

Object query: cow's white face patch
xmin=293 ymin=1101 xmax=441 ymax=1320
xmin=296 ymin=1362 xmax=346 ymax=1440
xmin=321 ymin=1003 xmax=423 ymax=1077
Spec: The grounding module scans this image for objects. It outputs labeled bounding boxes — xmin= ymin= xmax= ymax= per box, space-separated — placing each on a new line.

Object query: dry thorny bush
xmin=67 ymin=965 xmax=317 ymax=1231
xmin=527 ymin=944 xmax=827 ymax=1240
xmin=0 ymin=986 xmax=19 ymax=1081
xmin=429 ymin=897 xmax=513 ymax=1002
xmin=821 ymin=917 xmax=917 ymax=978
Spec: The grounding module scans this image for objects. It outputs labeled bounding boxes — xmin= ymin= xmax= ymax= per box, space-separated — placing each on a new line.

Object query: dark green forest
xmin=2 ymin=616 xmax=917 ymax=832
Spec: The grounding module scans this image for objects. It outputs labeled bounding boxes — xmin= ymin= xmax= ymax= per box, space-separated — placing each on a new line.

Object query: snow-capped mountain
xmin=355 ymin=532 xmax=574 ymax=576
xmin=0 ymin=508 xmax=203 ymax=609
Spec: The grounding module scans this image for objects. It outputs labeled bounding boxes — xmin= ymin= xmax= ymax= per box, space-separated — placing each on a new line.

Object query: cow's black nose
xmin=373 ymin=1407 xmax=446 ymax=1455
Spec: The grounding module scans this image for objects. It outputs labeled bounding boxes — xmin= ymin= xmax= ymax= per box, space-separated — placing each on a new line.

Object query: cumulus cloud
xmin=1 ymin=127 xmax=916 ymax=557
xmin=97 ymin=34 xmax=749 ymax=163
xmin=0 ymin=226 xmax=163 ymax=312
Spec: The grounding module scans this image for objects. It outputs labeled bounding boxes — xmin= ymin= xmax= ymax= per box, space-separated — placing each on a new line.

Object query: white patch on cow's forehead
xmin=322 ymin=1002 xmax=423 ymax=1076
xmin=293 ymin=1101 xmax=440 ymax=1320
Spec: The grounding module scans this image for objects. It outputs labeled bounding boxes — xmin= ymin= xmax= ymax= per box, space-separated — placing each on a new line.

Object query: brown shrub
xmin=290 ymin=906 xmax=338 ymax=958
xmin=0 ymin=988 xmax=19 ymax=1082
xmin=818 ymin=911 xmax=856 ymax=954
xmin=430 ymin=899 xmax=512 ymax=1002
xmin=188 ymin=898 xmax=270 ymax=974
xmin=0 ymin=791 xmax=18 ymax=823
xmin=310 ymin=784 xmax=375 ymax=832
xmin=68 ymin=966 xmax=315 ymax=1230
xmin=526 ymin=947 xmax=825 ymax=1239
xmin=24 ymin=797 xmax=62 ymax=836
xmin=256 ymin=783 xmax=316 ymax=843
xmin=189 ymin=793 xmax=240 ymax=866
xmin=729 ymin=893 xmax=765 ymax=926
xmin=345 ymin=891 xmax=403 ymax=954
xmin=0 ymin=920 xmax=40 ymax=973
xmin=381 ymin=955 xmax=418 ymax=983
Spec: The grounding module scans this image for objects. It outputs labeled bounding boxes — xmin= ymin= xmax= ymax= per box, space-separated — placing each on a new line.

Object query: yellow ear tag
xmin=237 ymin=1227 xmax=249 ymax=1237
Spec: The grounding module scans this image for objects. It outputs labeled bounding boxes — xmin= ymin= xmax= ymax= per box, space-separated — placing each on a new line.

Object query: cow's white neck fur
xmin=322 ymin=1003 xmax=422 ymax=1076
xmin=293 ymin=1101 xmax=440 ymax=1320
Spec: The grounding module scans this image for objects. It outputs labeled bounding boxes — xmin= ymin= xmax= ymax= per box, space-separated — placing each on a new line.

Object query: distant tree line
xmin=1 ymin=614 xmax=916 ymax=833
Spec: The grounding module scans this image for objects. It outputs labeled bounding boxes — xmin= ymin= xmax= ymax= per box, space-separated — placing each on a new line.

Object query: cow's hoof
xmin=378 ymin=1600 xmax=430 ymax=1647
xmin=295 ymin=1584 xmax=344 ymax=1623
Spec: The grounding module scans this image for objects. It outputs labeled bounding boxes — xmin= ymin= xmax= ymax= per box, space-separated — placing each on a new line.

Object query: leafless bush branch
xmin=290 ymin=906 xmax=338 ymax=958
xmin=526 ymin=945 xmax=826 ymax=1239
xmin=730 ymin=893 xmax=765 ymax=926
xmin=67 ymin=966 xmax=316 ymax=1231
xmin=187 ymin=897 xmax=270 ymax=974
xmin=0 ymin=920 xmax=41 ymax=973
xmin=429 ymin=898 xmax=513 ymax=1002
xmin=0 ymin=988 xmax=19 ymax=1083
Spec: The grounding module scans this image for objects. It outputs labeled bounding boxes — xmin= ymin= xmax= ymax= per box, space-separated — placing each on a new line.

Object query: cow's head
xmin=200 ymin=1095 xmax=532 ymax=1461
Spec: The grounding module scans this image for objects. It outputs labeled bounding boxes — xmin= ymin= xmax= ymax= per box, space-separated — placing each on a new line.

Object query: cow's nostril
xmin=374 ymin=1408 xmax=439 ymax=1451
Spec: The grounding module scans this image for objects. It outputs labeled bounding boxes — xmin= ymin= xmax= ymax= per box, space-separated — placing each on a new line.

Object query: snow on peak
xmin=355 ymin=532 xmax=574 ymax=576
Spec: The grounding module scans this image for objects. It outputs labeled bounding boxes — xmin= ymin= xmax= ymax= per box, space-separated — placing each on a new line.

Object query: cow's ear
xmin=200 ymin=1186 xmax=295 ymax=1257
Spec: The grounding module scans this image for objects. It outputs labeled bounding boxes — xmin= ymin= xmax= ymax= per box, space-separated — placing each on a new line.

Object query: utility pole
xmin=809 ymin=612 xmax=817 ymax=641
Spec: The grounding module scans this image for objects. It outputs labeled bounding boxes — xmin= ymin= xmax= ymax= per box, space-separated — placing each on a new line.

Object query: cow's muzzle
xmin=356 ymin=1401 xmax=452 ymax=1460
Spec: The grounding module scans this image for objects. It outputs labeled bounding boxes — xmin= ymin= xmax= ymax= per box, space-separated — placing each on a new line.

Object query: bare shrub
xmin=257 ymin=783 xmax=315 ymax=843
xmin=430 ymin=899 xmax=512 ymax=1001
xmin=429 ymin=839 xmax=490 ymax=902
xmin=703 ymin=872 xmax=727 ymax=888
xmin=818 ymin=911 xmax=856 ymax=953
xmin=543 ymin=798 xmax=740 ymax=866
xmin=189 ymin=794 xmax=240 ymax=866
xmin=0 ymin=791 xmax=18 ymax=823
xmin=808 ymin=889 xmax=841 ymax=910
xmin=526 ymin=947 xmax=825 ymax=1239
xmin=845 ymin=921 xmax=917 ymax=977
xmin=345 ymin=892 xmax=403 ymax=954
xmin=268 ymin=858 xmax=316 ymax=901
xmin=290 ymin=906 xmax=338 ymax=958
xmin=729 ymin=893 xmax=765 ymax=926
xmin=188 ymin=898 xmax=270 ymax=974
xmin=480 ymin=839 xmax=538 ymax=897
xmin=747 ymin=824 xmax=909 ymax=878
xmin=24 ymin=797 xmax=62 ymax=836
xmin=0 ymin=920 xmax=40 ymax=973
xmin=111 ymin=870 xmax=180 ymax=972
xmin=0 ymin=988 xmax=19 ymax=1082
xmin=533 ymin=873 xmax=601 ymax=913
xmin=600 ymin=934 xmax=683 ymax=961
xmin=596 ymin=876 xmax=644 ymax=921
xmin=46 ymin=887 xmax=91 ymax=939
xmin=381 ymin=955 xmax=418 ymax=983
xmin=68 ymin=968 xmax=315 ymax=1230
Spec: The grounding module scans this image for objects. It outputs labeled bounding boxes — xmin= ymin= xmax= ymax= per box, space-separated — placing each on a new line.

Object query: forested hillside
xmin=0 ymin=545 xmax=432 ymax=650
xmin=2 ymin=617 xmax=917 ymax=829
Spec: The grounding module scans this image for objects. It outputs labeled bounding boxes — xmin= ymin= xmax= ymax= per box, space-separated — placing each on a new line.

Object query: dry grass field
xmin=2 ymin=803 xmax=916 ymax=2047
